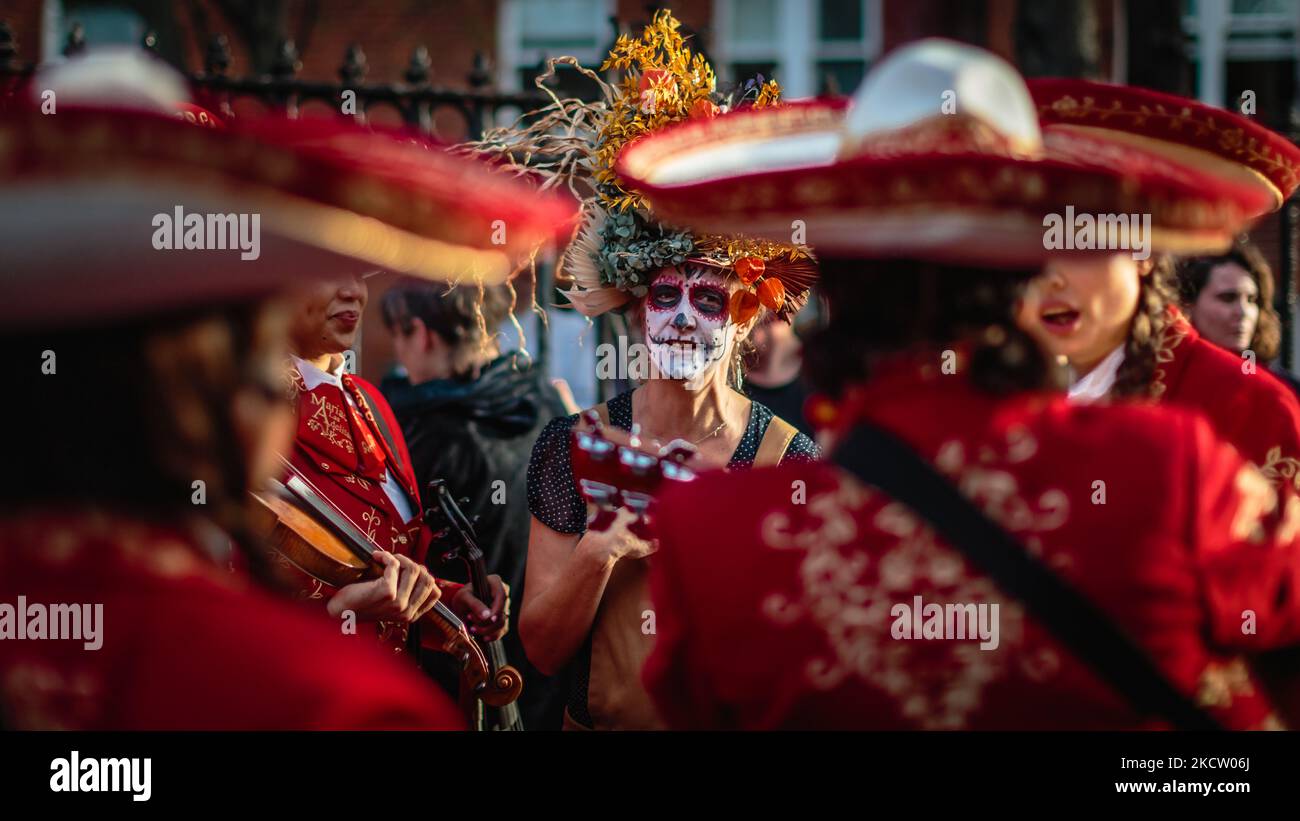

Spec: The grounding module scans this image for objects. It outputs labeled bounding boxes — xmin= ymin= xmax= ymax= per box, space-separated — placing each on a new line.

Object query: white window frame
xmin=1182 ymin=0 xmax=1299 ymax=106
xmin=496 ymin=0 xmax=616 ymax=92
xmin=711 ymin=0 xmax=881 ymax=98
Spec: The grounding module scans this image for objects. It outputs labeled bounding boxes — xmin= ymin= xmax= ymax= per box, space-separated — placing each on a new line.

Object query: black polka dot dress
xmin=524 ymin=388 xmax=819 ymax=726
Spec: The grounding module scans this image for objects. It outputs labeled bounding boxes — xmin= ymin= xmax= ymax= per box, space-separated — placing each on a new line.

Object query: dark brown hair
xmin=803 ymin=257 xmax=1056 ymax=397
xmin=1176 ymin=239 xmax=1282 ymax=361
xmin=6 ymin=303 xmax=287 ymax=584
xmin=380 ymin=278 xmax=514 ymax=376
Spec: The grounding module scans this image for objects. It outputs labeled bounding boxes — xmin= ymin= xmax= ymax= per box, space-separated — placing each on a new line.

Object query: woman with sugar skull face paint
xmin=464 ymin=11 xmax=819 ymax=729
xmin=518 ymin=254 xmax=818 ymax=730
xmin=643 ymin=264 xmax=735 ymax=384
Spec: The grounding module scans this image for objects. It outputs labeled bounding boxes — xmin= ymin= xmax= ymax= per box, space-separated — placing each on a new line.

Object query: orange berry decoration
xmin=734 ymin=256 xmax=765 ymax=286
xmin=690 ymin=98 xmax=720 ymax=119
xmin=728 ymin=289 xmax=761 ymax=325
xmin=756 ymin=277 xmax=786 ymax=312
xmin=638 ymin=68 xmax=673 ymax=95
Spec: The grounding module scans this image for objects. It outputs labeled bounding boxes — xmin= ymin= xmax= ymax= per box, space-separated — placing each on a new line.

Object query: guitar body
xmin=568 ymin=412 xmax=697 ymax=535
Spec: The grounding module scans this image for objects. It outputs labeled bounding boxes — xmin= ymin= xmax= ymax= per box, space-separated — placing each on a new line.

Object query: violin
xmin=569 ymin=411 xmax=698 ymax=537
xmin=423 ymin=480 xmax=525 ymax=732
xmin=248 ymin=458 xmax=522 ymax=723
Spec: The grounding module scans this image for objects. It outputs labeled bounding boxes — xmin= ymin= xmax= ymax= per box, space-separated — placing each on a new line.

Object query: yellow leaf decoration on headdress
xmin=594 ymin=9 xmax=720 ymax=212
xmin=459 ymin=8 xmax=811 ymax=321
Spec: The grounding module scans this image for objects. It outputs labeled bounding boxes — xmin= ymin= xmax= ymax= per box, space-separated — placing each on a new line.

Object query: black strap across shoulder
xmin=832 ymin=421 xmax=1221 ymax=731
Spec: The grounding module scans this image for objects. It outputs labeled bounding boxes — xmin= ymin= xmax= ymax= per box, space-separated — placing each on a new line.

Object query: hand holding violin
xmin=451 ymin=574 xmax=509 ymax=642
xmin=326 ymin=550 xmax=440 ymax=623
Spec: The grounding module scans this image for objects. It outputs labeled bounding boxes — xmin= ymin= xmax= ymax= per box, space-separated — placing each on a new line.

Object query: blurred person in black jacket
xmin=380 ymin=278 xmax=569 ymax=729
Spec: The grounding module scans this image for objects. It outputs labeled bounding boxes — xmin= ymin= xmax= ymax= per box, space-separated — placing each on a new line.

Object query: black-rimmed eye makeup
xmin=689 ymin=284 xmax=727 ymax=317
xmin=649 ymin=281 xmax=684 ymax=311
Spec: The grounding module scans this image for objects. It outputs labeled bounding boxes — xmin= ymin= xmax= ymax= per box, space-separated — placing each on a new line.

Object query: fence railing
xmin=0 ymin=19 xmax=548 ymax=141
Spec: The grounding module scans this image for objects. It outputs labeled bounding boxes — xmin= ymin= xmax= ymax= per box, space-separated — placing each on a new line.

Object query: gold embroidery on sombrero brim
xmin=1038 ymin=94 xmax=1300 ymax=197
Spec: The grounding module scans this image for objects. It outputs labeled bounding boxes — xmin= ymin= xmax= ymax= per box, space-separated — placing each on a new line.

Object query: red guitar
xmin=569 ymin=409 xmax=698 ymax=538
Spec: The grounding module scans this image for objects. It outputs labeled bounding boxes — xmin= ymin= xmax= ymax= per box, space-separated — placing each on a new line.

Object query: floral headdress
xmin=464 ymin=9 xmax=816 ymax=323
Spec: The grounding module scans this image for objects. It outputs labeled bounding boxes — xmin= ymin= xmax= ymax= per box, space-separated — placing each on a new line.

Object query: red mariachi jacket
xmin=1152 ymin=313 xmax=1300 ymax=492
xmin=0 ymin=510 xmax=462 ymax=730
xmin=644 ymin=359 xmax=1300 ymax=730
xmin=284 ymin=358 xmax=462 ymax=651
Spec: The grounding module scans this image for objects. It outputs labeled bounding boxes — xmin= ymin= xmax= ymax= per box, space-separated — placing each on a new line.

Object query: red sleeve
xmin=123 ymin=575 xmax=466 ymax=730
xmin=1180 ymin=340 xmax=1300 ymax=494
xmin=1232 ymin=370 xmax=1300 ymax=494
xmin=1189 ymin=414 xmax=1300 ymax=651
xmin=642 ymin=491 xmax=722 ymax=729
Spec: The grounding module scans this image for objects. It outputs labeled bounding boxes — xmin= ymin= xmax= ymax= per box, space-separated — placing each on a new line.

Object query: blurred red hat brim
xmin=1029 ymin=77 xmax=1300 ymax=216
xmin=615 ymin=99 xmax=1272 ymax=267
xmin=0 ymin=107 xmax=575 ymax=328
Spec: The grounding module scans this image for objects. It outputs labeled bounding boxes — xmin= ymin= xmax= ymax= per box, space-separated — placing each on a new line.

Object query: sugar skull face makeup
xmin=643 ymin=265 xmax=734 ymax=384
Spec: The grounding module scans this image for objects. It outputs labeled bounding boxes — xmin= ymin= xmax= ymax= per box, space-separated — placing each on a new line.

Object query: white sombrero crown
xmin=840 ymin=39 xmax=1042 ymax=159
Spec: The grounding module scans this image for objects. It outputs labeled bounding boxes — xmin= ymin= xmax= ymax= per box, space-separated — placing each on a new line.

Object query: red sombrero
xmin=0 ymin=54 xmax=574 ymax=328
xmin=616 ymin=40 xmax=1271 ymax=267
xmin=1029 ymin=77 xmax=1300 ymax=216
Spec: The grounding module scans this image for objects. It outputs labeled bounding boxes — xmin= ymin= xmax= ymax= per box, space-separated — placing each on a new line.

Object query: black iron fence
xmin=0 ymin=19 xmax=548 ymax=141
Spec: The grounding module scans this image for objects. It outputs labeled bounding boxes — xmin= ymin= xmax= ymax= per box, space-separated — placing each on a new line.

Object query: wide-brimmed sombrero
xmin=616 ymin=39 xmax=1271 ymax=267
xmin=1029 ymin=77 xmax=1300 ymax=217
xmin=0 ymin=50 xmax=574 ymax=327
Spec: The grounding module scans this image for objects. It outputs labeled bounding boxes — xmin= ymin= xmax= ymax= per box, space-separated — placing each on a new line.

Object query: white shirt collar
xmin=292 ymin=354 xmax=345 ymax=391
xmin=1068 ymin=344 xmax=1126 ymax=404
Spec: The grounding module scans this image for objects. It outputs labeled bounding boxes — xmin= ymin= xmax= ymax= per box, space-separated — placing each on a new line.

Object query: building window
xmin=1183 ymin=0 xmax=1298 ymax=125
xmin=497 ymin=0 xmax=615 ymax=95
xmin=816 ymin=0 xmax=869 ymax=93
xmin=43 ymin=0 xmax=147 ymax=61
xmin=713 ymin=0 xmax=880 ymax=97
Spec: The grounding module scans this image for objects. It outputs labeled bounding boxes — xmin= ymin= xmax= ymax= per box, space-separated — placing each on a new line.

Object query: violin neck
xmin=463 ymin=550 xmax=492 ymax=605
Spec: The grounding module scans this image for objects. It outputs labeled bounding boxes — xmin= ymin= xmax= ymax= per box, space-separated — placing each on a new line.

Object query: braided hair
xmin=1110 ymin=255 xmax=1179 ymax=400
